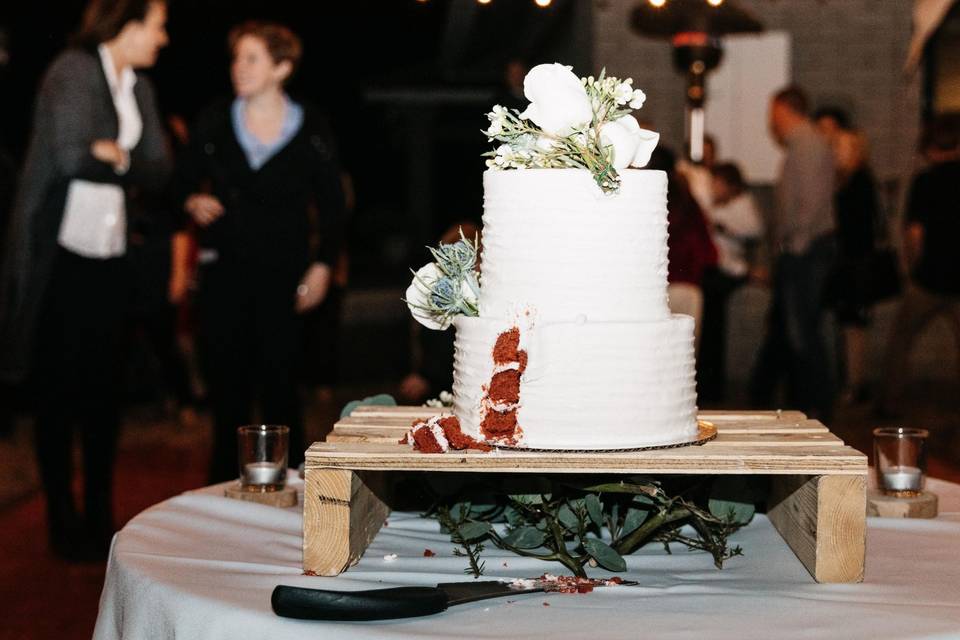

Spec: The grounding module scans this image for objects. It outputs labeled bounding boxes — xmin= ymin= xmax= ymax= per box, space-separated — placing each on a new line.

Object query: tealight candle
xmin=873 ymin=427 xmax=928 ymax=498
xmin=881 ymin=465 xmax=922 ymax=493
xmin=243 ymin=461 xmax=284 ymax=488
xmin=237 ymin=425 xmax=289 ymax=492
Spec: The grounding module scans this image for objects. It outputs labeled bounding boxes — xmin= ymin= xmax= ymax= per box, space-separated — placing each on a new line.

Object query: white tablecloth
xmin=93 ymin=475 xmax=960 ymax=640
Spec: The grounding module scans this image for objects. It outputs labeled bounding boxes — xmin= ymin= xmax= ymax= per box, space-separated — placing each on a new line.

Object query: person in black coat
xmin=0 ymin=0 xmax=171 ymax=559
xmin=815 ymin=108 xmax=880 ymax=402
xmin=179 ymin=21 xmax=345 ymax=483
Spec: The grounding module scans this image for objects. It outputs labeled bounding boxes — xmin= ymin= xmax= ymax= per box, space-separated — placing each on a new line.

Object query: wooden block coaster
xmin=867 ymin=489 xmax=938 ymax=519
xmin=225 ymin=484 xmax=298 ymax=508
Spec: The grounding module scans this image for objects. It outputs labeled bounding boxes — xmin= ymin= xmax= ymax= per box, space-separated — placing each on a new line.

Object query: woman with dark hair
xmin=0 ymin=0 xmax=170 ymax=559
xmin=179 ymin=21 xmax=345 ymax=482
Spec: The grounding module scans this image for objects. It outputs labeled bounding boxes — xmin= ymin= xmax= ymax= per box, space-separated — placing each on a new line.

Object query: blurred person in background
xmin=677 ymin=134 xmax=716 ymax=214
xmin=815 ymin=107 xmax=881 ymax=404
xmin=0 ymin=0 xmax=170 ymax=559
xmin=300 ymin=172 xmax=354 ymax=407
xmin=697 ymin=162 xmax=763 ymax=404
xmin=648 ymin=145 xmax=717 ymax=346
xmin=179 ymin=21 xmax=344 ymax=483
xmin=750 ymin=86 xmax=836 ymax=421
xmin=877 ymin=116 xmax=960 ymax=417
xmin=125 ymin=117 xmax=197 ymax=424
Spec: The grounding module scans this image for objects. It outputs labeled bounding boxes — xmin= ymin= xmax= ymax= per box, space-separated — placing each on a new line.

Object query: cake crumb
xmin=423 ymin=549 xmax=436 ymax=557
xmin=383 ymin=554 xmax=398 ymax=562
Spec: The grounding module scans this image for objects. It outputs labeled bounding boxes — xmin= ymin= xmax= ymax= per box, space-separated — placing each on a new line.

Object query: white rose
xmin=405 ymin=263 xmax=450 ymax=330
xmin=630 ymin=127 xmax=659 ymax=168
xmin=599 ymin=115 xmax=660 ymax=169
xmin=519 ymin=63 xmax=593 ymax=136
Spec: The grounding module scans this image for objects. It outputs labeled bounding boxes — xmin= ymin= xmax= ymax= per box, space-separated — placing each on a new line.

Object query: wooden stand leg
xmin=768 ymin=474 xmax=866 ymax=583
xmin=303 ymin=468 xmax=391 ymax=576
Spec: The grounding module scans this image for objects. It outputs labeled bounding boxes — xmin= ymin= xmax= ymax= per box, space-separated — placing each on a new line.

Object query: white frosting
xmin=451 ymin=168 xmax=699 ymax=450
xmin=479 ymin=169 xmax=669 ymax=323
xmin=453 ymin=315 xmax=698 ymax=449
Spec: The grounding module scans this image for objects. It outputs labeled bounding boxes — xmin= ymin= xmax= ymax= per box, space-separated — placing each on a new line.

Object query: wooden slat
xmin=327 ymin=428 xmax=843 ymax=447
xmin=768 ymin=474 xmax=866 ymax=583
xmin=348 ymin=405 xmax=808 ymax=423
xmin=306 ymin=441 xmax=867 ymax=475
xmin=303 ymin=469 xmax=391 ymax=576
xmin=332 ymin=415 xmax=829 ymax=435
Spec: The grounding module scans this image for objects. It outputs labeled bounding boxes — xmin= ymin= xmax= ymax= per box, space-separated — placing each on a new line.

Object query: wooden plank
xmin=327 ymin=428 xmax=843 ymax=447
xmin=303 ymin=468 xmax=391 ymax=576
xmin=344 ymin=406 xmax=807 ymax=423
xmin=331 ymin=417 xmax=830 ymax=436
xmin=332 ymin=416 xmax=829 ymax=431
xmin=305 ymin=442 xmax=867 ymax=475
xmin=768 ymin=474 xmax=866 ymax=583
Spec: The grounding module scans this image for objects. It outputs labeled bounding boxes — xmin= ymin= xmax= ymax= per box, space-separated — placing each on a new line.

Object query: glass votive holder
xmin=873 ymin=427 xmax=928 ymax=497
xmin=238 ymin=425 xmax=288 ymax=492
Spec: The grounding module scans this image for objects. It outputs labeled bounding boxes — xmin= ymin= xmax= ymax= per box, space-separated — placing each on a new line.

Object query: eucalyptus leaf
xmin=583 ymin=481 xmax=658 ymax=497
xmin=585 ymin=494 xmax=603 ymax=528
xmin=338 ymin=393 xmax=397 ymax=419
xmin=509 ymin=494 xmax=545 ymax=505
xmin=469 ymin=502 xmax=500 ymax=518
xmin=458 ymin=521 xmax=493 ymax=541
xmin=621 ymin=507 xmax=649 ymax=537
xmin=503 ymin=505 xmax=524 ymax=527
xmin=709 ymin=499 xmax=755 ymax=525
xmin=558 ymin=504 xmax=579 ymax=530
xmin=503 ymin=526 xmax=546 ymax=549
xmin=584 ymin=538 xmax=626 ymax=572
xmin=450 ymin=502 xmax=471 ymax=521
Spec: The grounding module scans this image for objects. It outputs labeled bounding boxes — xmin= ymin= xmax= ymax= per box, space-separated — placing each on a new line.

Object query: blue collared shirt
xmin=231 ymin=95 xmax=304 ymax=171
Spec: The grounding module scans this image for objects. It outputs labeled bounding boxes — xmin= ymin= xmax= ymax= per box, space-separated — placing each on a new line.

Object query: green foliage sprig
xmin=426 ymin=476 xmax=753 ymax=579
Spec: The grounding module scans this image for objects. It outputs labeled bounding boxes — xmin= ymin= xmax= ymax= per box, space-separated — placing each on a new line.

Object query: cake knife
xmin=272 ymin=578 xmax=637 ymax=621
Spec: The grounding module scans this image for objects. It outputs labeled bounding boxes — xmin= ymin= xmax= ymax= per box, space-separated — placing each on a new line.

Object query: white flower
xmin=629 ymin=88 xmax=647 ymax=110
xmin=405 ymin=263 xmax=450 ymax=330
xmin=614 ymin=80 xmax=634 ymax=105
xmin=486 ymin=105 xmax=508 ymax=137
xmin=600 ymin=115 xmax=661 ymax=169
xmin=494 ymin=144 xmax=512 ymax=166
xmin=535 ymin=136 xmax=556 ymax=152
xmin=629 ymin=126 xmax=659 ymax=168
xmin=519 ymin=63 xmax=593 ymax=136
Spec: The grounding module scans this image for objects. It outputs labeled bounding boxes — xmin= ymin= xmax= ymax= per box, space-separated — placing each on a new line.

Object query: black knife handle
xmin=272 ymin=584 xmax=449 ymax=621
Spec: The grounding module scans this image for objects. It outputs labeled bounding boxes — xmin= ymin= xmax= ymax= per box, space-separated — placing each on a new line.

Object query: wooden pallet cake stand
xmin=304 ymin=406 xmax=868 ymax=583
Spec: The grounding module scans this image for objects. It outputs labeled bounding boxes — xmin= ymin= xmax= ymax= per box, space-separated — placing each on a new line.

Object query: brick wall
xmin=592 ymin=0 xmax=922 ymax=185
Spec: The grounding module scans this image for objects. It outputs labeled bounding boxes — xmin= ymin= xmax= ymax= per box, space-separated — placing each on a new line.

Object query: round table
xmin=93 ymin=474 xmax=960 ymax=639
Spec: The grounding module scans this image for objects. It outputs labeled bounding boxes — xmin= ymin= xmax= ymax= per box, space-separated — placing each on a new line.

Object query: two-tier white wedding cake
xmin=404 ymin=63 xmax=699 ymax=452
xmin=451 ymin=169 xmax=698 ymax=449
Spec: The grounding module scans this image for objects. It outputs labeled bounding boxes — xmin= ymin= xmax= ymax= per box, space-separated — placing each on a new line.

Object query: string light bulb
xmin=535 ymin=0 xmax=552 ymax=6
xmin=707 ymin=0 xmax=724 ymax=5
xmin=649 ymin=0 xmax=666 ymax=7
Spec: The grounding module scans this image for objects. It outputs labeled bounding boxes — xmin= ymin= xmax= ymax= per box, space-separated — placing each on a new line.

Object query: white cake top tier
xmin=479 ymin=168 xmax=669 ymax=323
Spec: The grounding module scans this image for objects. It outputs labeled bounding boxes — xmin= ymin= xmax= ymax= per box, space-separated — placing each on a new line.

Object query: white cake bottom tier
xmin=452 ymin=314 xmax=699 ymax=450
